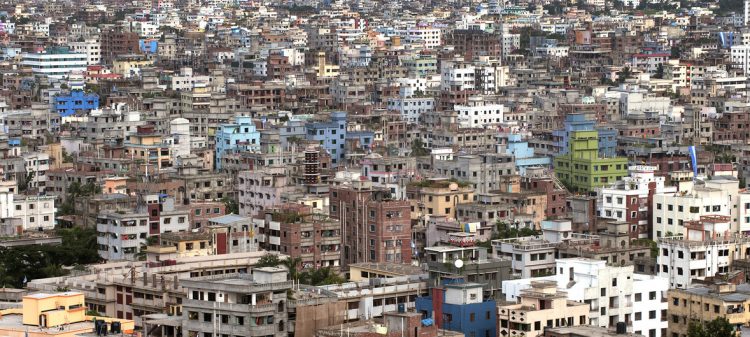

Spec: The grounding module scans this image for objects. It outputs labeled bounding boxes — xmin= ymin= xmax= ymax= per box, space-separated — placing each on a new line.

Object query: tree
xmin=135 ymin=236 xmax=159 ymax=261
xmin=410 ymin=139 xmax=429 ymax=157
xmin=617 ymin=66 xmax=633 ymax=84
xmin=222 ymin=196 xmax=239 ymax=214
xmin=300 ymin=267 xmax=344 ymax=286
xmin=688 ymin=317 xmax=737 ymax=337
xmin=654 ymin=63 xmax=664 ymax=79
xmin=282 ymin=257 xmax=303 ymax=281
xmin=254 ymin=253 xmax=282 ymax=268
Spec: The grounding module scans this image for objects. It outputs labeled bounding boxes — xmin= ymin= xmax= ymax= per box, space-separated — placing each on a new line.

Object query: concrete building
xmin=498 ymin=280 xmax=589 ymax=337
xmin=305 ymin=112 xmax=347 ymax=166
xmin=54 ymin=90 xmax=99 ymax=117
xmin=329 ymin=173 xmax=412 ymax=271
xmin=455 ymin=99 xmax=504 ymax=128
xmin=416 ymin=281 xmax=497 ymax=337
xmin=667 ymin=282 xmax=750 ymax=337
xmin=656 ymin=236 xmax=750 ymax=289
xmin=215 ymin=116 xmax=261 ymax=170
xmin=505 ymin=134 xmax=552 ymax=175
xmin=424 ymin=244 xmax=511 ymax=297
xmin=237 ymin=167 xmax=295 ymax=217
xmin=599 ymin=165 xmax=677 ymax=239
xmin=406 ymin=178 xmax=475 ymax=227
xmin=181 ymin=268 xmax=291 ymax=337
xmin=96 ymin=195 xmax=191 ymax=261
xmin=253 ymin=205 xmax=341 ymax=270
xmin=651 ymin=178 xmax=738 ymax=238
xmin=503 ymin=258 xmax=669 ymax=336
xmin=554 ymin=130 xmax=628 ymax=193
xmin=21 ymin=47 xmax=87 ymax=79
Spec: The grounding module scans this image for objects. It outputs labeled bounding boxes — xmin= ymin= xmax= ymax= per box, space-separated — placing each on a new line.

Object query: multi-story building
xmin=503 ymin=258 xmax=669 ymax=336
xmin=237 ymin=167 xmax=295 ymax=217
xmin=656 ymin=236 xmax=750 ymax=289
xmin=329 ymin=174 xmax=412 ymax=271
xmin=406 ymin=178 xmax=475 ymax=227
xmin=68 ymin=37 xmax=100 ymax=65
xmin=416 ymin=281 xmax=497 ymax=337
xmin=181 ymin=269 xmax=291 ymax=337
xmin=216 ymin=116 xmax=260 ymax=170
xmin=305 ymin=112 xmax=347 ymax=166
xmin=124 ymin=125 xmax=173 ymax=171
xmin=403 ymin=27 xmax=442 ymax=49
xmin=424 ymin=244 xmax=511 ymax=297
xmin=96 ymin=195 xmax=191 ymax=261
xmin=492 ymin=220 xmax=597 ymax=278
xmin=498 ymin=280 xmax=590 ymax=337
xmin=424 ymin=153 xmax=516 ymax=194
xmin=445 ymin=29 xmax=501 ymax=60
xmin=554 ymin=130 xmax=628 ymax=193
xmin=360 ymin=154 xmax=416 ymax=200
xmin=599 ymin=165 xmax=678 ymax=239
xmin=455 ymin=98 xmax=504 ymax=128
xmin=21 ymin=47 xmax=87 ymax=79
xmin=651 ymin=178 xmax=738 ymax=238
xmin=254 ymin=204 xmax=341 ymax=271
xmin=667 ymin=283 xmax=750 ymax=337
xmin=54 ymin=90 xmax=99 ymax=117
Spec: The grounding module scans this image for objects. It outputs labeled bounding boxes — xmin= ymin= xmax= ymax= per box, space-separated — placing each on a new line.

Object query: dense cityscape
xmin=0 ymin=0 xmax=748 ymax=337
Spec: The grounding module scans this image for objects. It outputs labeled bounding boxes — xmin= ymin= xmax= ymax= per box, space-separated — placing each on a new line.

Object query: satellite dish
xmin=454 ymin=259 xmax=464 ymax=269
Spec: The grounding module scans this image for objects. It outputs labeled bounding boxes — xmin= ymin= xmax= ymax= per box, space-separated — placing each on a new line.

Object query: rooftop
xmin=350 ymin=262 xmax=425 ymax=276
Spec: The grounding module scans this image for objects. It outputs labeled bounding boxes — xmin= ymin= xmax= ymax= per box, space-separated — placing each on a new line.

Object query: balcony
xmin=183 ymin=299 xmax=277 ymax=313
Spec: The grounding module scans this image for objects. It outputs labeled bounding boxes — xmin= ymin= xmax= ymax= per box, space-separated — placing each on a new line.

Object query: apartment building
xmin=21 ymin=47 xmax=87 ymax=79
xmin=406 ymin=178 xmax=475 ymax=227
xmin=237 ymin=167 xmax=295 ymax=217
xmin=329 ymin=174 xmax=412 ymax=271
xmin=503 ymin=258 xmax=669 ymax=336
xmin=96 ymin=195 xmax=191 ymax=261
xmin=254 ymin=204 xmax=341 ymax=271
xmin=599 ymin=165 xmax=677 ymax=239
xmin=455 ymin=99 xmax=504 ymax=128
xmin=498 ymin=280 xmax=589 ymax=337
xmin=182 ymin=269 xmax=291 ymax=337
xmin=424 ymin=244 xmax=511 ymax=297
xmin=416 ymin=282 xmax=497 ymax=337
xmin=667 ymin=283 xmax=750 ymax=337
xmin=656 ymin=236 xmax=750 ymax=289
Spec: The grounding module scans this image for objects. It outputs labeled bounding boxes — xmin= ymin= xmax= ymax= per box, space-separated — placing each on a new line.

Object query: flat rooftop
xmin=350 ymin=262 xmax=425 ymax=276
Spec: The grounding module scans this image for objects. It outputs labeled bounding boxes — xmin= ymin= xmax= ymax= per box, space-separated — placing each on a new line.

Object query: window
xmin=649 ymin=311 xmax=656 ymax=319
xmin=635 ymin=312 xmax=642 ymax=321
xmin=470 ymin=313 xmax=475 ymax=322
xmin=635 ymin=293 xmax=642 ymax=302
xmin=601 ymin=288 xmax=606 ymax=296
xmin=612 ymin=278 xmax=617 ymax=287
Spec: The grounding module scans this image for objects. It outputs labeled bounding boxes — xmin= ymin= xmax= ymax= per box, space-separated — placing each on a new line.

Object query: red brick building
xmin=330 ymin=181 xmax=412 ymax=271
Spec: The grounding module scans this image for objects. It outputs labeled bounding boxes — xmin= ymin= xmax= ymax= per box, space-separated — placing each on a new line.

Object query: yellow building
xmin=145 ymin=231 xmax=212 ymax=261
xmin=113 ymin=54 xmax=154 ymax=78
xmin=22 ymin=292 xmax=86 ymax=327
xmin=125 ymin=125 xmax=172 ymax=170
xmin=667 ymin=283 xmax=750 ymax=337
xmin=407 ymin=178 xmax=474 ymax=225
xmin=314 ymin=52 xmax=340 ymax=78
xmin=0 ymin=292 xmax=134 ymax=337
xmin=498 ymin=281 xmax=589 ymax=337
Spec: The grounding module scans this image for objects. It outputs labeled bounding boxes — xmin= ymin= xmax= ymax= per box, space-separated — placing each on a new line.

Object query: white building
xmin=168 ymin=67 xmax=211 ymax=91
xmin=23 ymin=152 xmax=50 ymax=195
xmin=731 ymin=44 xmax=750 ymax=75
xmin=440 ymin=58 xmax=475 ymax=91
xmin=657 ymin=236 xmax=750 ymax=289
xmin=651 ymin=178 xmax=739 ymax=238
xmin=96 ymin=196 xmax=190 ymax=261
xmin=503 ymin=258 xmax=669 ymax=337
xmin=491 ymin=220 xmax=597 ymax=278
xmin=13 ymin=195 xmax=56 ymax=231
xmin=599 ymin=165 xmax=677 ymax=238
xmin=606 ymin=85 xmax=671 ymax=117
xmin=68 ymin=38 xmax=101 ymax=65
xmin=403 ymin=27 xmax=442 ymax=49
xmin=386 ymin=96 xmax=435 ymax=124
xmin=455 ymin=98 xmax=503 ymax=128
xmin=21 ymin=49 xmax=88 ymax=79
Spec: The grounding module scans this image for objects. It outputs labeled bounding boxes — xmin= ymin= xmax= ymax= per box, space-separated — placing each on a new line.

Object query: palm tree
xmin=282 ymin=257 xmax=303 ymax=281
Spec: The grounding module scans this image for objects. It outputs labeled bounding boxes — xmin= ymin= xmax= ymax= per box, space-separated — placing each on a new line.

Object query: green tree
xmin=617 ymin=66 xmax=633 ymax=84
xmin=410 ymin=139 xmax=429 ymax=157
xmin=300 ymin=267 xmax=344 ymax=286
xmin=282 ymin=257 xmax=303 ymax=281
xmin=654 ymin=63 xmax=664 ymax=79
xmin=688 ymin=317 xmax=737 ymax=337
xmin=222 ymin=196 xmax=239 ymax=214
xmin=254 ymin=253 xmax=282 ymax=268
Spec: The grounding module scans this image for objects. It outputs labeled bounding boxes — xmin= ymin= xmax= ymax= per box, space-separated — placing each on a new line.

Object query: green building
xmin=553 ymin=130 xmax=628 ymax=192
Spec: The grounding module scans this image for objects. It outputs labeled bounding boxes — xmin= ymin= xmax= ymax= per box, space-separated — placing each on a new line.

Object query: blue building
xmin=505 ymin=133 xmax=551 ymax=175
xmin=416 ymin=281 xmax=497 ymax=337
xmin=552 ymin=114 xmax=616 ymax=158
xmin=215 ymin=116 xmax=260 ymax=169
xmin=54 ymin=90 xmax=99 ymax=117
xmin=139 ymin=39 xmax=158 ymax=54
xmin=346 ymin=130 xmax=374 ymax=151
xmin=305 ymin=112 xmax=347 ymax=166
